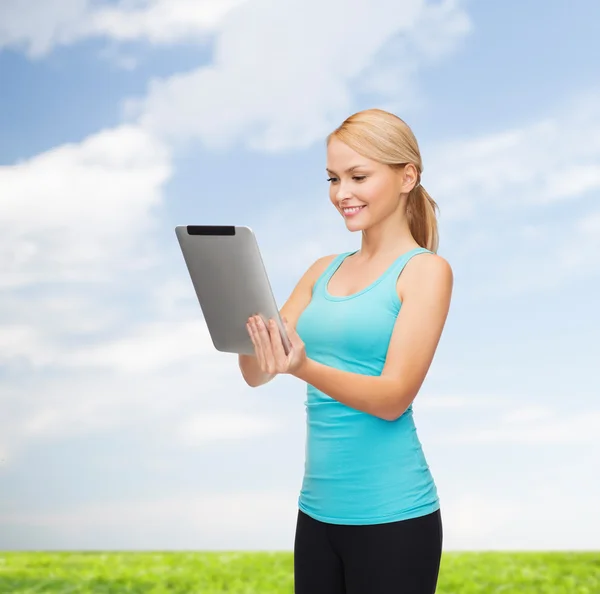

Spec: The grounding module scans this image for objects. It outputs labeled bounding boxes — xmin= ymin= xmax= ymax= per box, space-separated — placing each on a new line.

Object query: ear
xmin=402 ymin=163 xmax=419 ymax=193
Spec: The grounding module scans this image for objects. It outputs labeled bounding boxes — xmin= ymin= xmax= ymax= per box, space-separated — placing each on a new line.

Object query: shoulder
xmin=279 ymin=253 xmax=339 ymax=324
xmin=304 ymin=253 xmax=339 ymax=288
xmin=286 ymin=252 xmax=339 ymax=294
xmin=310 ymin=253 xmax=339 ymax=275
xmin=397 ymin=251 xmax=453 ymax=302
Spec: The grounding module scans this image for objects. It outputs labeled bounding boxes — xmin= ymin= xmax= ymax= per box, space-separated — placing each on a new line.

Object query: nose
xmin=335 ymin=182 xmax=354 ymax=202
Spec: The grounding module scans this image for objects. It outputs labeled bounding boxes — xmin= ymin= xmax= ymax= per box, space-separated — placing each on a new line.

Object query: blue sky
xmin=1 ymin=0 xmax=599 ymax=552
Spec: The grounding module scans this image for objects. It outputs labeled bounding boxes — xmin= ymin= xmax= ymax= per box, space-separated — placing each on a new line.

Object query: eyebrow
xmin=325 ymin=165 xmax=368 ymax=174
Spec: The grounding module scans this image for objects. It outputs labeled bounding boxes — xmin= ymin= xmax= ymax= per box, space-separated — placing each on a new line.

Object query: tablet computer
xmin=175 ymin=225 xmax=291 ymax=356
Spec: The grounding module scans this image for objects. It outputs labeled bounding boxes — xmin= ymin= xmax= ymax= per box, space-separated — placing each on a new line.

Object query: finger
xmin=282 ymin=318 xmax=296 ymax=342
xmin=247 ymin=318 xmax=259 ymax=353
xmin=268 ymin=319 xmax=286 ymax=364
xmin=283 ymin=318 xmax=302 ymax=353
xmin=282 ymin=317 xmax=292 ymax=333
xmin=250 ymin=318 xmax=266 ymax=369
xmin=276 ymin=319 xmax=291 ymax=358
xmin=256 ymin=317 xmax=276 ymax=373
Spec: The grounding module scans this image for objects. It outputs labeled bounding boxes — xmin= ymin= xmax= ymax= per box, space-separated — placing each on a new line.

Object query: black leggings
xmin=294 ymin=508 xmax=443 ymax=594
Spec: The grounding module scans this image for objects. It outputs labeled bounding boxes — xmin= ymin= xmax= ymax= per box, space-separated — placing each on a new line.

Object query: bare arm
xmin=292 ymin=254 xmax=453 ymax=419
xmin=239 ymin=254 xmax=337 ymax=387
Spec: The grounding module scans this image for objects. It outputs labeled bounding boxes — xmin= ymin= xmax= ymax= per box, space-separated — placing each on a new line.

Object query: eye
xmin=353 ymin=176 xmax=366 ymax=182
xmin=327 ymin=177 xmax=338 ymax=183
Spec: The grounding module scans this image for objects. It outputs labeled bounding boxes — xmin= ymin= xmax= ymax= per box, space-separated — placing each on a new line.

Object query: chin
xmin=344 ymin=221 xmax=368 ymax=233
xmin=342 ymin=212 xmax=370 ymax=232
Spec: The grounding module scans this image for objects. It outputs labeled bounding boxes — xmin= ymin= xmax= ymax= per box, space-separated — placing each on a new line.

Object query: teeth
xmin=343 ymin=206 xmax=364 ymax=213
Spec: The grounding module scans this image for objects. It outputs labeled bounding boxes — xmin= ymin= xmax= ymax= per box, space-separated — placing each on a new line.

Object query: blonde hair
xmin=327 ymin=108 xmax=439 ymax=253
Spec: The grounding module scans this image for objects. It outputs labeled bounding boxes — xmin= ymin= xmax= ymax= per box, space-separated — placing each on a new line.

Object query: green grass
xmin=0 ymin=551 xmax=598 ymax=593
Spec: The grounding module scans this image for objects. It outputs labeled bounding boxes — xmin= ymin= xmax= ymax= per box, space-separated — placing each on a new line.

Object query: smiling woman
xmin=238 ymin=108 xmax=453 ymax=594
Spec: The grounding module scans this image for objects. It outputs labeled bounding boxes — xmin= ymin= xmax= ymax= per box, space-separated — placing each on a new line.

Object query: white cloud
xmin=441 ymin=489 xmax=600 ymax=550
xmin=177 ymin=412 xmax=282 ymax=445
xmin=427 ymin=90 xmax=600 ymax=220
xmin=4 ymin=483 xmax=599 ymax=551
xmin=414 ymin=393 xmax=505 ymax=410
xmin=0 ymin=490 xmax=299 ymax=550
xmin=84 ymin=0 xmax=246 ymax=44
xmin=0 ymin=0 xmax=88 ymax=57
xmin=442 ymin=493 xmax=517 ymax=549
xmin=555 ymin=210 xmax=600 ymax=274
xmin=442 ymin=409 xmax=600 ymax=445
xmin=1 ymin=0 xmax=472 ymax=152
xmin=463 ymin=208 xmax=600 ymax=297
xmin=0 ymin=0 xmax=246 ymax=57
xmin=502 ymin=405 xmax=553 ymax=423
xmin=65 ymin=319 xmax=214 ymax=373
xmin=0 ymin=325 xmax=50 ymax=366
xmin=0 ymin=124 xmax=181 ymax=465
xmin=0 ymin=124 xmax=171 ymax=289
xmin=132 ymin=0 xmax=471 ymax=151
xmin=415 ymin=90 xmax=600 ymax=297
xmin=0 ymin=303 xmax=278 ymax=461
xmin=0 ymin=123 xmax=181 ymax=462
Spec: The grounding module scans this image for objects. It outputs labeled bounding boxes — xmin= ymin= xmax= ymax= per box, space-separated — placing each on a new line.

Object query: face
xmin=326 ymin=137 xmax=418 ymax=233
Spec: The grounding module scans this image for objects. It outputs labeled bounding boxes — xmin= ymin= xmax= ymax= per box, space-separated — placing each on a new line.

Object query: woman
xmin=239 ymin=108 xmax=453 ymax=594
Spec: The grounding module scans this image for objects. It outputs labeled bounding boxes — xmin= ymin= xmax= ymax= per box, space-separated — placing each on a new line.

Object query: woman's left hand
xmin=246 ymin=315 xmax=307 ymax=376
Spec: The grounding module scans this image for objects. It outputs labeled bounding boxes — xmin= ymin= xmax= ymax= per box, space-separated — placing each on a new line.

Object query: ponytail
xmin=406 ymin=183 xmax=439 ymax=253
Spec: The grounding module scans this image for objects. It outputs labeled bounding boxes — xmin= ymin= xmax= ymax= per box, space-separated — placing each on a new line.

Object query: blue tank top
xmin=295 ymin=247 xmax=440 ymax=525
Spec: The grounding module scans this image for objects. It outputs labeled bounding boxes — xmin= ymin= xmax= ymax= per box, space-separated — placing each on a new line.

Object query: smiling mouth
xmin=342 ymin=205 xmax=366 ymax=215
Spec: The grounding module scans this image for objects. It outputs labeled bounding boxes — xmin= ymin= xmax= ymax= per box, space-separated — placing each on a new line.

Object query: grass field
xmin=0 ymin=551 xmax=598 ymax=593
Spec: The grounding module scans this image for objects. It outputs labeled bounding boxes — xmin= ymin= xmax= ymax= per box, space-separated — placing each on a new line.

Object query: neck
xmin=357 ymin=210 xmax=416 ymax=260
